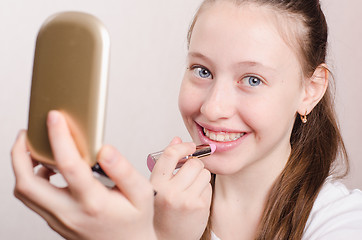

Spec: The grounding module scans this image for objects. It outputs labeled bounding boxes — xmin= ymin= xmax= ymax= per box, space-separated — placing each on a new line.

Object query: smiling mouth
xmin=203 ymin=128 xmax=245 ymax=142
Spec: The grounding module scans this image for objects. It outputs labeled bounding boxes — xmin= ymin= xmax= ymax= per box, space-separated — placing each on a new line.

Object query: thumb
xmin=98 ymin=145 xmax=154 ymax=210
xmin=169 ymin=136 xmax=182 ymax=145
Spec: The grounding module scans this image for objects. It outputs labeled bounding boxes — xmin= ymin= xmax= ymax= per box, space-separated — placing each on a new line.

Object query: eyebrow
xmin=188 ymin=52 xmax=211 ymax=61
xmin=188 ymin=51 xmax=276 ymax=72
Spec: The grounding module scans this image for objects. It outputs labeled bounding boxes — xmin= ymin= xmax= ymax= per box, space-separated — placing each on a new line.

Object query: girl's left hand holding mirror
xmin=11 ymin=110 xmax=157 ymax=240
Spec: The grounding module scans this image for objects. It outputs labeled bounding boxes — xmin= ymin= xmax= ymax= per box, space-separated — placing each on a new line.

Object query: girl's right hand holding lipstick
xmin=150 ymin=137 xmax=212 ymax=240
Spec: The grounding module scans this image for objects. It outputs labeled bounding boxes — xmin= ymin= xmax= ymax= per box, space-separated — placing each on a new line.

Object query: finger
xmin=16 ymin=195 xmax=78 ymax=240
xmin=151 ymin=142 xmax=196 ymax=181
xmin=183 ymin=168 xmax=211 ymax=196
xmin=47 ymin=110 xmax=82 ymax=163
xmin=13 ymin=167 xmax=69 ymax=215
xmin=169 ymin=136 xmax=182 ymax=145
xmin=171 ymin=158 xmax=205 ymax=189
xmin=200 ymin=182 xmax=213 ymax=206
xmin=47 ymin=110 xmax=98 ymax=197
xmin=98 ymin=145 xmax=154 ymax=210
xmin=147 ymin=137 xmax=183 ymax=172
xmin=11 ymin=130 xmax=35 ymax=181
xmin=16 ymin=195 xmax=56 ymax=223
xmin=12 ymin=130 xmax=73 ymax=211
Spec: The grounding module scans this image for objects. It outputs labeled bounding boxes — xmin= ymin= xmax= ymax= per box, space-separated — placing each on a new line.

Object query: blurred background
xmin=1 ymin=0 xmax=361 ymax=239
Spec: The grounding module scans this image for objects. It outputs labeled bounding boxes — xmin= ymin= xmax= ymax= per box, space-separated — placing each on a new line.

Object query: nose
xmin=200 ymin=79 xmax=236 ymax=121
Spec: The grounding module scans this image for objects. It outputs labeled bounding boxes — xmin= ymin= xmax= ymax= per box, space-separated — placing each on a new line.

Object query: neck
xmin=211 ymin=144 xmax=290 ymax=239
xmin=216 ymin=146 xmax=289 ymax=203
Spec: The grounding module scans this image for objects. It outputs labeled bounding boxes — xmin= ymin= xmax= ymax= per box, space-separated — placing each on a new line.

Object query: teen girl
xmin=11 ymin=0 xmax=362 ymax=239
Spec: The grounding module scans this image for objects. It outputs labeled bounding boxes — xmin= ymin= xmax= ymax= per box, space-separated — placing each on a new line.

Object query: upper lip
xmin=196 ymin=121 xmax=244 ymax=133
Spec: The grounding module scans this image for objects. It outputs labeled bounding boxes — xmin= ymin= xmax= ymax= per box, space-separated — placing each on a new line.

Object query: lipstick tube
xmin=147 ymin=144 xmax=216 ymax=172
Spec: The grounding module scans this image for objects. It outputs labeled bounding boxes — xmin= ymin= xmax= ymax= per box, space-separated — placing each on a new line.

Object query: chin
xmin=201 ymin=156 xmax=243 ymax=176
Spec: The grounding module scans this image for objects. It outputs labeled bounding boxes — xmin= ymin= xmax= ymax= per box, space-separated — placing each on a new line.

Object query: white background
xmin=1 ymin=0 xmax=361 ymax=239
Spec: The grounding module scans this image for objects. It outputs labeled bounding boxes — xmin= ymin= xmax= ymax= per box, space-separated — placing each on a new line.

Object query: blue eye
xmin=242 ymin=76 xmax=262 ymax=87
xmin=192 ymin=66 xmax=212 ymax=79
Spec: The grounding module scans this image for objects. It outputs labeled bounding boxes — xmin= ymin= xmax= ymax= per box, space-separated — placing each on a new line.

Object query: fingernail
xmin=100 ymin=146 xmax=116 ymax=165
xmin=170 ymin=136 xmax=181 ymax=145
xmin=47 ymin=111 xmax=59 ymax=125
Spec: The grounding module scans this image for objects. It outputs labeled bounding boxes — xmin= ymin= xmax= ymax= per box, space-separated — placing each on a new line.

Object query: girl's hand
xmin=11 ymin=111 xmax=157 ymax=240
xmin=150 ymin=137 xmax=212 ymax=240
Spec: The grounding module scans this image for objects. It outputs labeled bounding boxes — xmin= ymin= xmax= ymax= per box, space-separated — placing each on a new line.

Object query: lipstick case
xmin=147 ymin=144 xmax=214 ymax=172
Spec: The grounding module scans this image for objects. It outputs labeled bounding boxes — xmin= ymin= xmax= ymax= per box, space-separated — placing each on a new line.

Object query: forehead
xmin=189 ymin=2 xmax=301 ymax=70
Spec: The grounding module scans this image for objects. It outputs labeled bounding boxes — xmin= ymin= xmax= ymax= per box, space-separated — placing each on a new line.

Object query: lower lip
xmin=196 ymin=124 xmax=247 ymax=152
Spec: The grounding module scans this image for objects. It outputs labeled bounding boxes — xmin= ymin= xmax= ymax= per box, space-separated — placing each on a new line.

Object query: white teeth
xmin=203 ymin=128 xmax=244 ymax=142
xmin=216 ymin=134 xmax=225 ymax=142
xmin=210 ymin=132 xmax=216 ymax=140
xmin=230 ymin=133 xmax=236 ymax=140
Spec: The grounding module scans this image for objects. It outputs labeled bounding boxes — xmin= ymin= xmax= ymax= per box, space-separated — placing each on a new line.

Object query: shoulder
xmin=303 ymin=179 xmax=362 ymax=240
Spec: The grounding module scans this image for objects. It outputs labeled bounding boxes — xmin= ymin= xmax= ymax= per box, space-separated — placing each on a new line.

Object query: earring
xmin=300 ymin=111 xmax=308 ymax=123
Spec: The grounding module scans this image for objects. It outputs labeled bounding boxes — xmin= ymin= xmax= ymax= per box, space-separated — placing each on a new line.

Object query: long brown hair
xmin=187 ymin=0 xmax=349 ymax=239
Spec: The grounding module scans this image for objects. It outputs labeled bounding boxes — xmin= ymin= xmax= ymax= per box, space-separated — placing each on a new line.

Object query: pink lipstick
xmin=147 ymin=144 xmax=216 ymax=172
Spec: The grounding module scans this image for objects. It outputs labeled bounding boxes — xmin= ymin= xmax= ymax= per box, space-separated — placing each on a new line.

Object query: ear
xmin=297 ymin=64 xmax=329 ymax=116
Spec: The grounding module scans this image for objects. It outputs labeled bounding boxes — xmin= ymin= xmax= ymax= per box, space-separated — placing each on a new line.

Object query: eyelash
xmin=238 ymin=75 xmax=264 ymax=87
xmin=189 ymin=65 xmax=265 ymax=87
xmin=190 ymin=65 xmax=213 ymax=79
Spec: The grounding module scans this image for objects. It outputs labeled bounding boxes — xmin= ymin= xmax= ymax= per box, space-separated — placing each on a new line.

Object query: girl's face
xmin=178 ymin=2 xmax=306 ymax=175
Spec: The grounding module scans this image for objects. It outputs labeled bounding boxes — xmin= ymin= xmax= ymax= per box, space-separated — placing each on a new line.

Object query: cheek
xmin=239 ymin=93 xmax=297 ymax=135
xmin=178 ymin=81 xmax=203 ymax=117
xmin=239 ymin=98 xmax=274 ymax=133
